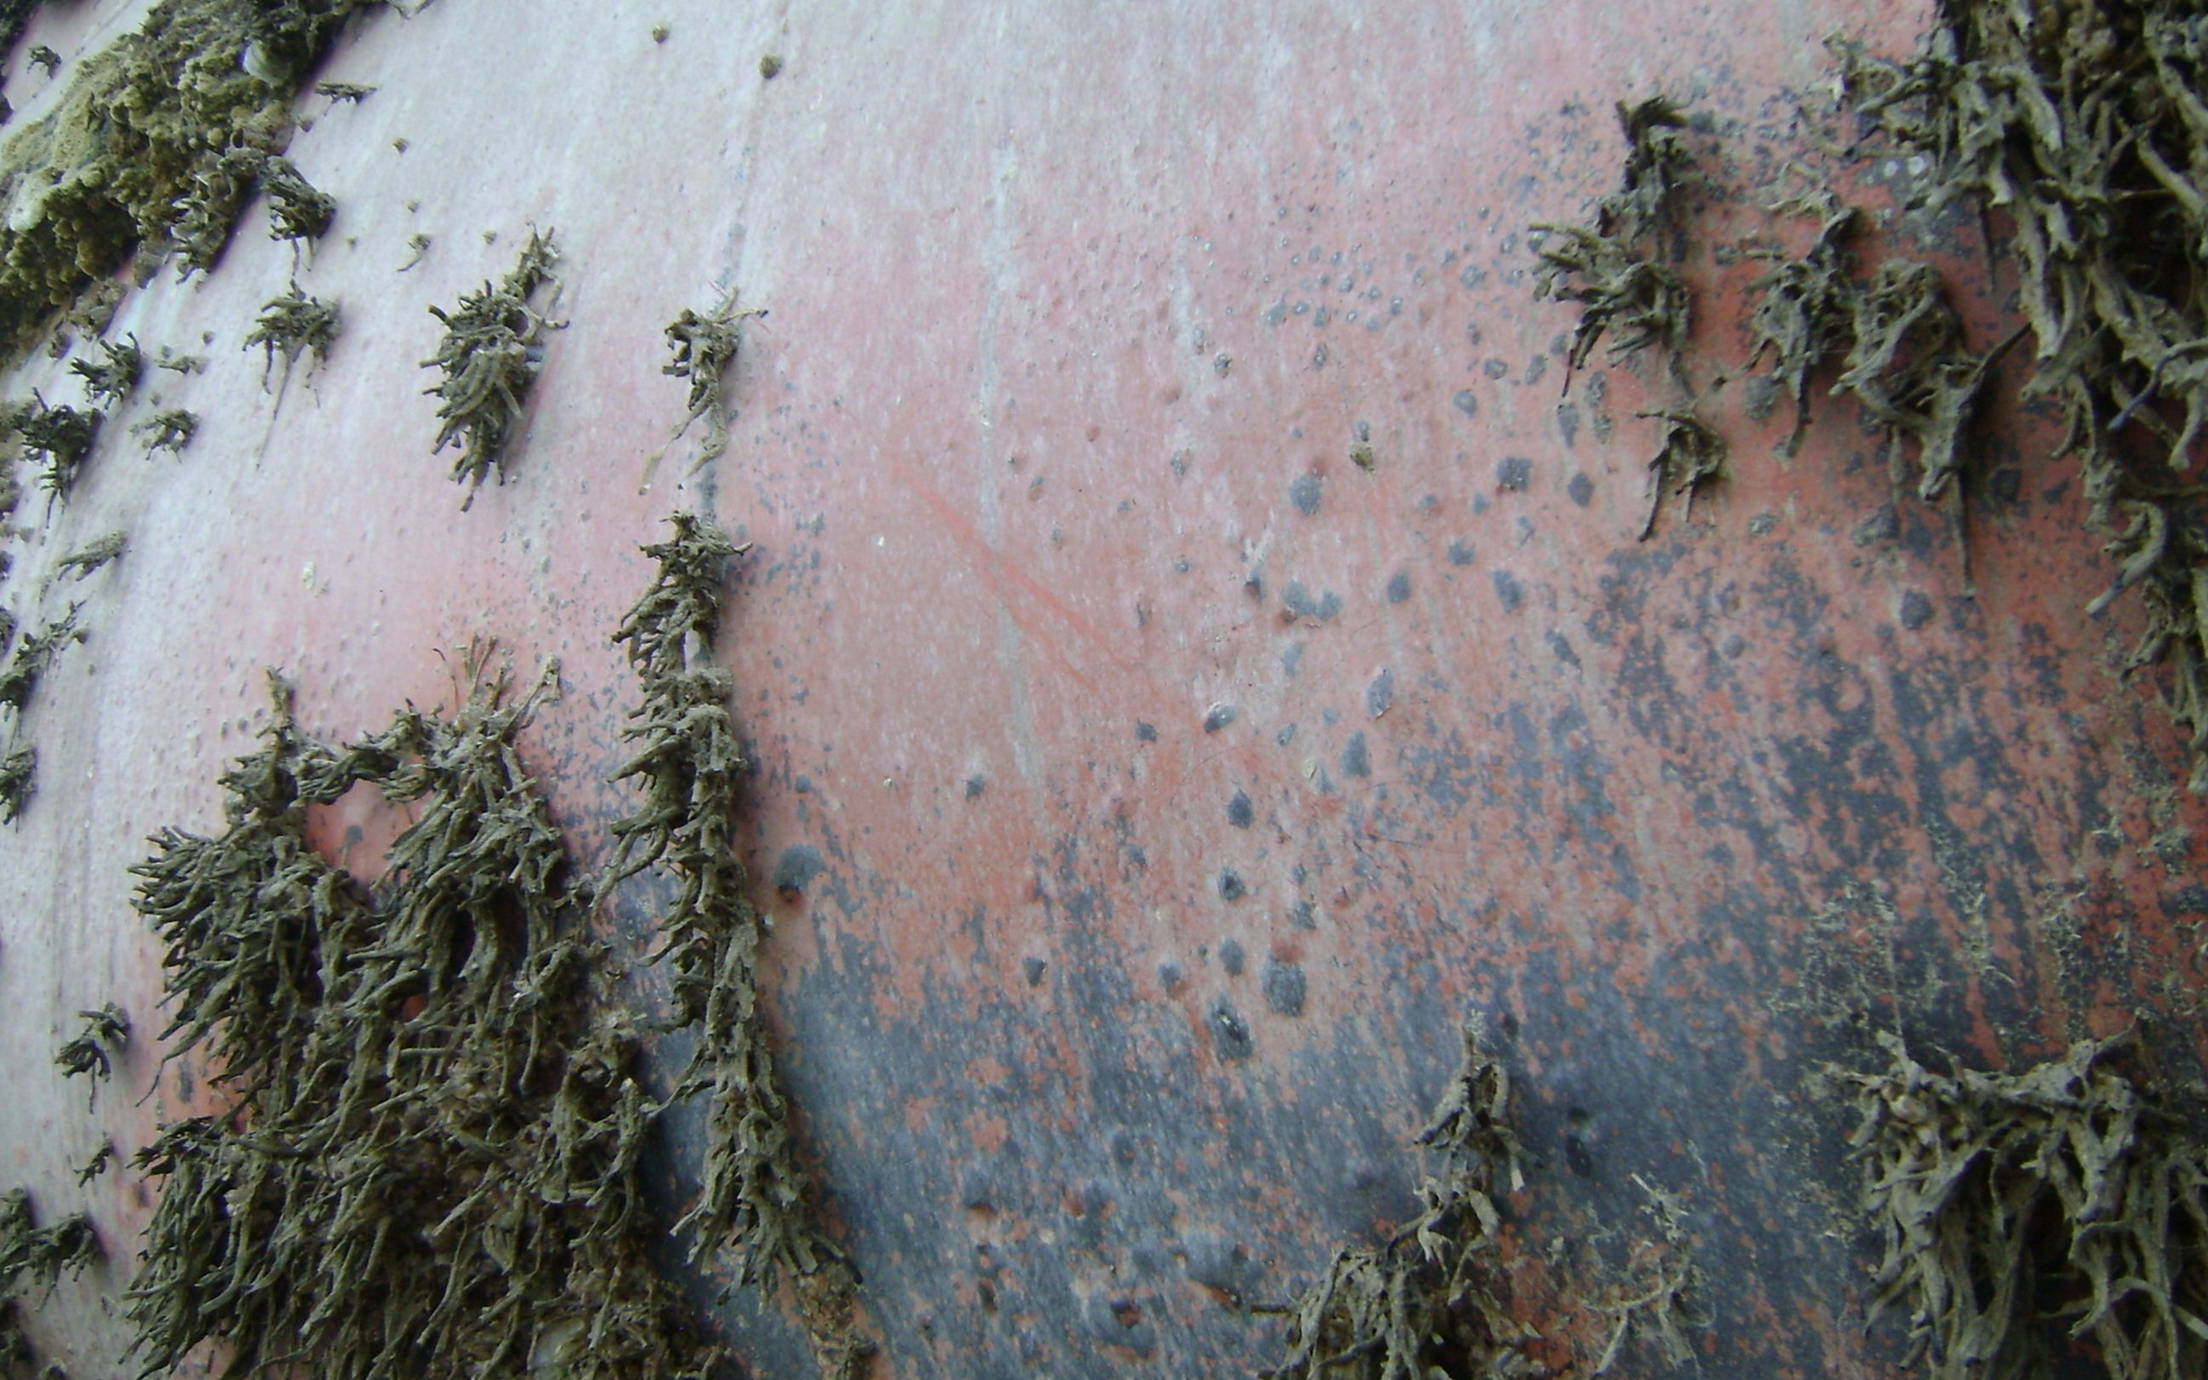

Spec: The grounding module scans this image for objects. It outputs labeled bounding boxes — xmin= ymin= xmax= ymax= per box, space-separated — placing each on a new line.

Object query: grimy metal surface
xmin=2 ymin=0 xmax=2204 ymax=1376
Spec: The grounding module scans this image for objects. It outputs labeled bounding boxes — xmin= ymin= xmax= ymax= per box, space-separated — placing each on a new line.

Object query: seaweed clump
xmin=7 ymin=396 xmax=97 ymax=500
xmin=606 ymin=512 xmax=872 ymax=1377
xmin=659 ymin=299 xmax=761 ymax=470
xmin=124 ymin=667 xmax=720 ymax=1380
xmin=55 ymin=530 xmax=123 ymax=580
xmin=1846 ymin=1031 xmax=2208 ymax=1378
xmin=66 ymin=334 xmax=139 ymax=408
xmin=53 ymin=1002 xmax=127 ymax=1100
xmin=0 ymin=742 xmax=30 ymax=825
xmin=133 ymin=408 xmax=195 ymax=455
xmin=242 ymin=282 xmax=337 ymax=383
xmin=421 ymin=228 xmax=560 ymax=507
xmin=0 ymin=1188 xmax=99 ymax=1296
xmin=259 ymin=155 xmax=332 ymax=242
xmin=1260 ymin=1019 xmax=1539 ymax=1379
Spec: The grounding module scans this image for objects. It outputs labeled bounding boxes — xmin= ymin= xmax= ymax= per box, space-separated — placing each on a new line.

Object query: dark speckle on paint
xmin=1289 ymin=899 xmax=1316 ymax=930
xmin=1204 ymin=704 xmax=1238 ymax=733
xmin=1220 ymin=939 xmax=1246 ymax=976
xmin=1282 ymin=582 xmax=1342 ymax=622
xmin=1263 ymin=959 xmax=1306 ymax=1016
xmin=1549 ymin=632 xmax=1581 ymax=668
xmin=1211 ymin=1001 xmax=1254 ymax=1060
xmin=1899 ymin=590 xmax=1933 ymax=631
xmin=1565 ymin=1135 xmax=1595 ymax=1178
xmin=1497 ymin=456 xmax=1531 ymax=491
xmin=1492 ymin=570 xmax=1524 ymax=612
xmin=792 ymin=775 xmax=813 ymax=793
xmin=1483 ymin=358 xmax=1510 ymax=379
xmin=1277 ymin=722 xmax=1298 ymax=747
xmin=1023 ymin=957 xmax=1046 ymax=987
xmin=1342 ymin=732 xmax=1371 ymax=778
xmin=1160 ymin=961 xmax=1185 ymax=993
xmin=772 ymin=844 xmax=826 ymax=900
xmin=1227 ymin=790 xmax=1254 ymax=828
xmin=1289 ymin=472 xmax=1323 ymax=516
xmin=1366 ymin=670 xmax=1395 ymax=719
xmin=1452 ymin=389 xmax=1478 ymax=418
xmin=1136 ymin=720 xmax=1158 ymax=742
xmin=964 ymin=774 xmax=986 ymax=799
xmin=1218 ymin=869 xmax=1247 ymax=901
xmin=1557 ymin=402 xmax=1581 ymax=448
xmin=1447 ymin=541 xmax=1475 ymax=567
xmin=1568 ymin=473 xmax=1594 ymax=507
xmin=1385 ymin=571 xmax=1411 ymax=603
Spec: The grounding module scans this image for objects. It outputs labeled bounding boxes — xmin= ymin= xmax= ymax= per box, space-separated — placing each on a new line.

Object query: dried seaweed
xmin=0 ymin=1190 xmax=99 ymax=1297
xmin=0 ymin=743 xmax=29 ymax=825
xmin=132 ymin=409 xmax=194 ymax=455
xmin=55 ymin=531 xmax=123 ymax=580
xmin=7 ymin=396 xmax=97 ymax=500
xmin=1846 ymin=1030 xmax=2208 ymax=1379
xmin=260 ymin=155 xmax=332 ymax=242
xmin=421 ymin=228 xmax=559 ymax=507
xmin=1589 ymin=1176 xmax=1704 ymax=1374
xmin=0 ymin=605 xmax=82 ymax=715
xmin=1741 ymin=194 xmax=1863 ymax=456
xmin=1260 ymin=1019 xmax=1539 ymax=1379
xmin=66 ymin=335 xmax=139 ymax=409
xmin=170 ymin=149 xmax=266 ymax=281
xmin=124 ymin=668 xmax=720 ymax=1380
xmin=75 ymin=1142 xmax=113 ymax=1188
xmin=607 ymin=512 xmax=872 ymax=1377
xmin=1838 ymin=2 xmax=2208 ymax=786
xmin=53 ymin=1004 xmax=126 ymax=1108
xmin=242 ymin=283 xmax=337 ymax=384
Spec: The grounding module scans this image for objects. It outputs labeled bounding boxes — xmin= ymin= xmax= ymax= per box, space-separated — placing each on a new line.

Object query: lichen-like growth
xmin=55 ymin=530 xmax=123 ymax=580
xmin=606 ymin=512 xmax=872 ymax=1378
xmin=1261 ymin=1020 xmax=1539 ymax=1379
xmin=1635 ymin=406 xmax=1726 ymax=539
xmin=260 ymin=155 xmax=332 ymax=242
xmin=67 ymin=334 xmax=139 ymax=408
xmin=421 ymin=229 xmax=559 ymax=507
xmin=0 ymin=742 xmax=29 ymax=825
xmin=53 ymin=1003 xmax=127 ymax=1105
xmin=0 ymin=1188 xmax=99 ymax=1296
xmin=1846 ymin=1031 xmax=2208 ymax=1379
xmin=7 ymin=395 xmax=97 ymax=500
xmin=242 ymin=282 xmax=337 ymax=383
xmin=0 ymin=1 xmax=389 ymax=353
xmin=0 ymin=604 xmax=82 ymax=714
xmin=660 ymin=299 xmax=760 ymax=470
xmin=124 ymin=669 xmax=719 ymax=1380
xmin=132 ymin=408 xmax=195 ymax=455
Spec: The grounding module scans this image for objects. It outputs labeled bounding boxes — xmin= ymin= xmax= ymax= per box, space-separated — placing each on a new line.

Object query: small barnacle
xmin=243 ymin=283 xmax=339 ymax=384
xmin=69 ymin=335 xmax=142 ymax=408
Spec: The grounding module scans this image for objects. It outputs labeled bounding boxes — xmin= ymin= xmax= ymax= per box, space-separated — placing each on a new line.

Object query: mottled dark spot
xmin=1524 ymin=355 xmax=1548 ymax=385
xmin=1565 ymin=1135 xmax=1595 ymax=1178
xmin=1342 ymin=732 xmax=1371 ymax=778
xmin=1276 ymin=722 xmax=1297 ymax=747
xmin=1136 ymin=720 xmax=1158 ymax=742
xmin=1741 ymin=374 xmax=1780 ymax=420
xmin=1023 ymin=957 xmax=1047 ymax=987
xmin=792 ymin=775 xmax=813 ymax=793
xmin=1220 ymin=939 xmax=1246 ymax=975
xmin=1491 ymin=569 xmax=1524 ymax=612
xmin=1852 ymin=504 xmax=1900 ymax=546
xmin=1282 ymin=582 xmax=1341 ymax=622
xmin=1288 ymin=472 xmax=1323 ymax=516
xmin=1262 ymin=959 xmax=1307 ymax=1016
xmin=1289 ymin=899 xmax=1316 ymax=930
xmin=1159 ymin=961 xmax=1184 ymax=993
xmin=772 ymin=844 xmax=826 ymax=900
xmin=1366 ymin=669 xmax=1395 ymax=719
xmin=1483 ymin=357 xmax=1510 ymax=379
xmin=1549 ymin=632 xmax=1580 ymax=667
xmin=1898 ymin=589 xmax=1933 ymax=631
xmin=1556 ymin=402 xmax=1581 ymax=448
xmin=964 ymin=774 xmax=986 ymax=799
xmin=1385 ymin=570 xmax=1411 ymax=604
xmin=1218 ymin=869 xmax=1247 ymax=901
xmin=1227 ymin=790 xmax=1253 ymax=828
xmin=1210 ymin=1001 xmax=1254 ymax=1060
xmin=1447 ymin=541 xmax=1475 ymax=568
xmin=1497 ymin=455 xmax=1532 ymax=491
xmin=1452 ymin=389 xmax=1478 ymax=418
xmin=1203 ymin=704 xmax=1237 ymax=733
xmin=1567 ymin=472 xmax=1594 ymax=507
xmin=961 ymin=1171 xmax=996 ymax=1211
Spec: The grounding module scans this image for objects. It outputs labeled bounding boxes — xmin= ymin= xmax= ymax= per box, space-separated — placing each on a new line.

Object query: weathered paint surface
xmin=1 ymin=1 xmax=2203 ymax=1376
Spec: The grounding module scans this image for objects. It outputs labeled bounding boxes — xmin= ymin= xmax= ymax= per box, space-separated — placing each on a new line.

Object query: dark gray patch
xmin=1567 ymin=472 xmax=1594 ymax=507
xmin=1342 ymin=732 xmax=1371 ymax=779
xmin=1282 ymin=643 xmax=1305 ymax=677
xmin=1289 ymin=899 xmax=1317 ymax=930
xmin=1497 ymin=456 xmax=1532 ymax=491
xmin=1565 ymin=1135 xmax=1595 ymax=1178
xmin=1483 ymin=357 xmax=1510 ymax=380
xmin=1452 ymin=389 xmax=1478 ymax=418
xmin=792 ymin=775 xmax=813 ymax=793
xmin=1471 ymin=493 xmax=1490 ymax=516
xmin=1385 ymin=570 xmax=1411 ymax=604
xmin=1203 ymin=704 xmax=1237 ymax=733
xmin=1220 ymin=939 xmax=1246 ymax=976
xmin=1159 ymin=961 xmax=1184 ymax=993
xmin=1525 ymin=355 xmax=1548 ymax=386
xmin=1218 ymin=869 xmax=1247 ymax=901
xmin=1549 ymin=632 xmax=1580 ymax=668
xmin=1366 ymin=669 xmax=1395 ymax=719
xmin=965 ymin=774 xmax=986 ymax=799
xmin=1288 ymin=472 xmax=1323 ymax=516
xmin=1136 ymin=720 xmax=1158 ymax=742
xmin=1556 ymin=402 xmax=1580 ymax=448
xmin=1852 ymin=504 xmax=1900 ymax=546
xmin=1898 ymin=590 xmax=1934 ymax=631
xmin=1491 ymin=569 xmax=1524 ymax=612
xmin=1276 ymin=722 xmax=1297 ymax=747
xmin=1446 ymin=541 xmax=1475 ymax=568
xmin=1262 ymin=959 xmax=1307 ymax=1016
xmin=772 ymin=843 xmax=827 ymax=897
xmin=1742 ymin=374 xmax=1780 ymax=421
xmin=1226 ymin=790 xmax=1253 ymax=828
xmin=1282 ymin=582 xmax=1341 ymax=622
xmin=1023 ymin=957 xmax=1047 ymax=987
xmin=1210 ymin=1001 xmax=1254 ymax=1060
